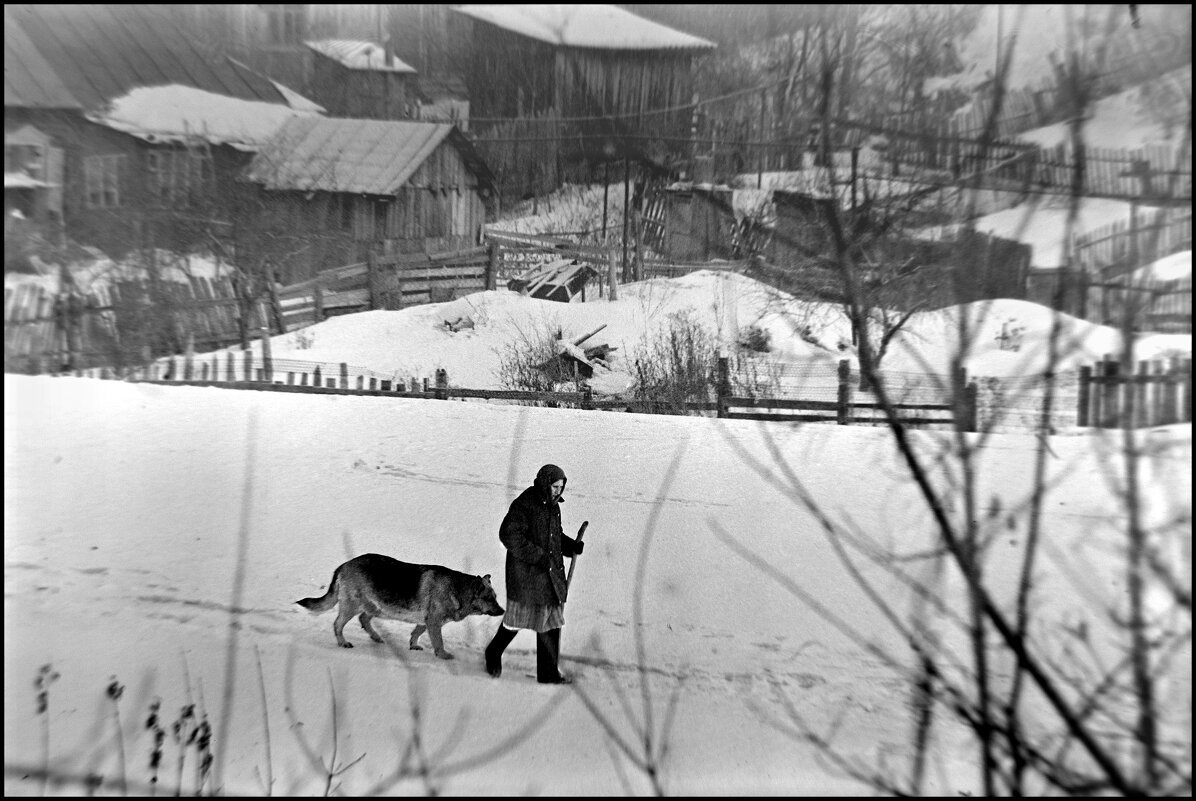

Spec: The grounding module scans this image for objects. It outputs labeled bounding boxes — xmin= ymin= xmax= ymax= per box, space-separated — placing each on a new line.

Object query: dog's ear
xmin=482 ymin=573 xmax=491 ymax=580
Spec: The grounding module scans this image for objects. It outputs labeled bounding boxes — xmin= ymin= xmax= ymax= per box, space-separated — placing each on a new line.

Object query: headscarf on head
xmin=534 ymin=463 xmax=567 ymax=501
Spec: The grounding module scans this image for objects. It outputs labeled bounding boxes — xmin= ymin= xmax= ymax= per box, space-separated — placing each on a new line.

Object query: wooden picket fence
xmin=1073 ymin=207 xmax=1193 ymax=277
xmin=1077 ymin=357 xmax=1193 ymax=428
xmin=3 ymin=271 xmax=274 ymax=373
xmin=61 ymin=354 xmax=1194 ymax=434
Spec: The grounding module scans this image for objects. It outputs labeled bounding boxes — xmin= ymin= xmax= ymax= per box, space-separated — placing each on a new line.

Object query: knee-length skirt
xmin=503 ymin=599 xmax=564 ymax=632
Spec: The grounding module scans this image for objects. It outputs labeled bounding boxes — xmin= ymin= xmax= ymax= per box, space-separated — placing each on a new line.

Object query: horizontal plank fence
xmin=721 ymin=359 xmax=977 ymax=430
xmin=1078 ymin=356 xmax=1193 ymax=429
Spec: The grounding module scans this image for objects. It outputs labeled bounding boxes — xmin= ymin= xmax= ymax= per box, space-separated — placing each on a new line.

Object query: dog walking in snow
xmin=296 ymin=553 xmax=504 ymax=659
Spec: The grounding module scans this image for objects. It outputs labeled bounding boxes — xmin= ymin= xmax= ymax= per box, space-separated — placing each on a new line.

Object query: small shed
xmin=242 ymin=116 xmax=495 ymax=282
xmin=304 ymin=39 xmax=418 ymax=120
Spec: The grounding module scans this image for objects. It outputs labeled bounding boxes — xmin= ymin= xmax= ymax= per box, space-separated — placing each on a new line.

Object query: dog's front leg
xmin=426 ymin=619 xmax=454 ymax=659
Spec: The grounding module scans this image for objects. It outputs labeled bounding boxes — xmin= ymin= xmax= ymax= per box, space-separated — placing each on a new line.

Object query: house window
xmin=146 ymin=147 xmax=214 ymax=207
xmin=84 ymin=155 xmax=124 ymax=208
xmin=265 ymin=4 xmax=306 ymax=45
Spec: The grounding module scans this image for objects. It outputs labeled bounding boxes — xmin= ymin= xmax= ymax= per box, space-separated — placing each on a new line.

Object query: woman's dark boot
xmin=536 ymin=628 xmax=571 ymax=684
xmin=485 ymin=624 xmax=517 ymax=678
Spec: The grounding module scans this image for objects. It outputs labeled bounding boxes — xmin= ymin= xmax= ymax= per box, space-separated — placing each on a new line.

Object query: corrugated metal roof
xmin=245 ymin=117 xmax=468 ymax=196
xmin=453 ymin=5 xmax=716 ymax=51
xmin=305 ymin=40 xmax=417 ymax=73
xmin=5 ymin=4 xmax=289 ymax=111
xmin=4 ymin=10 xmax=81 ymax=108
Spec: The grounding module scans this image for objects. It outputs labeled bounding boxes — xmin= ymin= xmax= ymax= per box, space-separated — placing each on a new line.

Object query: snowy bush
xmin=494 ymin=317 xmax=586 ymax=400
xmin=629 ymin=309 xmax=719 ymax=413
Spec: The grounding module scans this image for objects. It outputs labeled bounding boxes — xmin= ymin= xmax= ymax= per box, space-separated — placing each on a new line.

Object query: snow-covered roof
xmin=454 ymin=5 xmax=716 ymax=50
xmin=1127 ymin=250 xmax=1192 ymax=283
xmin=86 ymin=85 xmax=322 ymax=152
xmin=305 ymin=40 xmax=417 ymax=73
xmin=4 ymin=171 xmax=51 ymax=189
xmin=270 ymin=79 xmax=326 ymax=113
xmin=1016 ymin=65 xmax=1192 ymax=150
xmin=246 ymin=117 xmax=489 ymax=196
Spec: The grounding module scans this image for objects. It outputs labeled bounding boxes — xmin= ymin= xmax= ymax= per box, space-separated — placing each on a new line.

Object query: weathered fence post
xmin=1161 ymin=359 xmax=1178 ymax=425
xmin=965 ymin=380 xmax=979 ymax=433
xmin=435 ymin=368 xmax=448 ymax=400
xmin=716 ymin=356 xmax=730 ymax=418
xmin=356 ymin=375 xmax=364 ymax=390
xmin=287 ymin=372 xmax=295 ymax=386
xmin=226 ymin=350 xmax=235 ymax=383
xmin=200 ymin=362 xmax=208 ymax=381
xmin=607 ymin=249 xmax=618 ymax=302
xmin=422 ymin=377 xmax=430 ymax=394
xmin=1148 ymin=360 xmax=1164 ymax=427
xmin=1134 ymin=360 xmax=1149 ymax=429
xmin=1102 ymin=356 xmax=1120 ymax=428
xmin=369 ymin=377 xmax=376 ymax=391
xmin=243 ymin=348 xmax=253 ymax=382
xmin=582 ymin=386 xmax=593 ymax=410
xmin=314 ymin=283 xmax=324 ymax=324
xmin=1077 ymin=365 xmax=1092 ymax=427
xmin=183 ymin=333 xmax=194 ymax=380
xmin=313 ymin=365 xmax=322 ymax=387
xmin=367 ymin=252 xmax=378 ymax=311
xmin=837 ymin=359 xmax=852 ymax=425
xmin=259 ymin=327 xmax=273 ymax=383
xmin=1181 ymin=358 xmax=1193 ymax=424
xmin=340 ymin=362 xmax=349 ymax=389
xmin=486 ymin=241 xmax=499 ymax=291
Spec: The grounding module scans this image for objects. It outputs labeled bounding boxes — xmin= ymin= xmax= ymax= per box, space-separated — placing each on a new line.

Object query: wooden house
xmin=305 ymin=39 xmax=419 ymax=120
xmin=453 ymin=5 xmax=715 ymax=199
xmin=454 ymin=5 xmax=714 ymax=123
xmin=4 ymin=4 xmax=309 ymax=259
xmin=241 ymin=117 xmax=495 ymax=283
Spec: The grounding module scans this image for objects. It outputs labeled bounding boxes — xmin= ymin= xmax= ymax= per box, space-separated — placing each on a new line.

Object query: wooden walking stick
xmin=565 ymin=521 xmax=589 ymax=593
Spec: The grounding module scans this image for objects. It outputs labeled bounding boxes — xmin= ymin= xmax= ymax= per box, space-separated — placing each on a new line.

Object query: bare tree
xmin=714 ymin=5 xmax=1193 ymax=795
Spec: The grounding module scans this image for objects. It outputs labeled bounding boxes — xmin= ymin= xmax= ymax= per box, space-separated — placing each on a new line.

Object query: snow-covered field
xmin=224 ymin=270 xmax=1190 ymax=396
xmin=6 ymin=264 xmax=1192 ymax=795
xmin=6 ymin=369 xmax=1190 ymax=795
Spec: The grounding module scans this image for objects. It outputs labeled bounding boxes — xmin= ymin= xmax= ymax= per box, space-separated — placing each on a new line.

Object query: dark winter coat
xmin=499 ymin=464 xmax=582 ymax=606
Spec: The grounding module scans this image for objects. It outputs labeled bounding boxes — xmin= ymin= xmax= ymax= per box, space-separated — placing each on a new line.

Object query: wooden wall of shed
xmin=241 ymin=141 xmax=488 ymax=282
xmin=467 ymin=25 xmax=558 ymax=119
xmin=556 ymin=48 xmax=697 ymax=135
xmin=308 ymin=57 xmax=416 ymax=120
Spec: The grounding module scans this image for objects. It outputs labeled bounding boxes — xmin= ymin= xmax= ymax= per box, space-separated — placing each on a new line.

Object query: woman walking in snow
xmin=485 ymin=464 xmax=584 ymax=684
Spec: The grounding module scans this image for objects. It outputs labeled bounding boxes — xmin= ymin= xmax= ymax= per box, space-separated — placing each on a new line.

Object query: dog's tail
xmin=296 ymin=565 xmax=341 ymax=613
